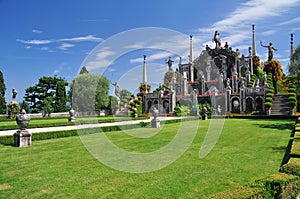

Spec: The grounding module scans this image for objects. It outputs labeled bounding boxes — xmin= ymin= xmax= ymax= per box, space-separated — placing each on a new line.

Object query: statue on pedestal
xmin=260 ymin=41 xmax=277 ymax=61
xmin=12 ymin=88 xmax=17 ymax=102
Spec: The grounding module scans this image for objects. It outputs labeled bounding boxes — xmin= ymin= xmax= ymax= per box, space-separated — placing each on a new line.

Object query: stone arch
xmin=162 ymin=99 xmax=170 ymax=113
xmin=196 ymin=70 xmax=205 ymax=81
xmin=255 ymin=96 xmax=264 ymax=111
xmin=246 ymin=96 xmax=254 ymax=112
xmin=230 ymin=97 xmax=240 ymax=113
xmin=147 ymin=100 xmax=153 ymax=113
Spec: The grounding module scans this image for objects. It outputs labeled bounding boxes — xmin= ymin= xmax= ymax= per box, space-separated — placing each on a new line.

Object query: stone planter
xmin=16 ymin=109 xmax=30 ymax=130
xmin=14 ymin=109 xmax=31 ymax=147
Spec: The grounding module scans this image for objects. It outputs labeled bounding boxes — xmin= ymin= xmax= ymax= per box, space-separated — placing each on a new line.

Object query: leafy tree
xmin=288 ymin=45 xmax=300 ymax=75
xmin=0 ymin=70 xmax=6 ymax=114
xmin=79 ymin=66 xmax=89 ymax=74
xmin=71 ymin=73 xmax=110 ymax=113
xmin=19 ymin=100 xmax=30 ymax=113
xmin=120 ymin=89 xmax=132 ymax=101
xmin=24 ymin=76 xmax=68 ymax=113
xmin=263 ymin=60 xmax=283 ymax=94
xmin=43 ymin=96 xmax=54 ymax=117
xmin=108 ymin=95 xmax=118 ymax=114
xmin=54 ymin=80 xmax=67 ymax=112
xmin=95 ymin=76 xmax=110 ymax=111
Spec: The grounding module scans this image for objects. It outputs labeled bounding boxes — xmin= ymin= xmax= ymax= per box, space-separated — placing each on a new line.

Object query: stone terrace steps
xmin=271 ymin=94 xmax=290 ymax=116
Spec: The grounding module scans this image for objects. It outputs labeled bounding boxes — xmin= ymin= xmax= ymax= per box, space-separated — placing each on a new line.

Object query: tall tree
xmin=24 ymin=76 xmax=68 ymax=113
xmin=263 ymin=60 xmax=283 ymax=94
xmin=79 ymin=66 xmax=89 ymax=74
xmin=288 ymin=45 xmax=300 ymax=75
xmin=71 ymin=73 xmax=110 ymax=113
xmin=0 ymin=70 xmax=6 ymax=114
xmin=95 ymin=76 xmax=110 ymax=111
xmin=54 ymin=80 xmax=67 ymax=112
xmin=19 ymin=100 xmax=30 ymax=113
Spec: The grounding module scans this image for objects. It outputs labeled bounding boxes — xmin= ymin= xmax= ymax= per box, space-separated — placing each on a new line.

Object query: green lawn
xmin=0 ymin=118 xmax=294 ymax=198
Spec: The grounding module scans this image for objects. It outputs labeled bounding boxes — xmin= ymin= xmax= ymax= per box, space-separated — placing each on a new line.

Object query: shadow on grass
xmin=273 ymin=129 xmax=295 ymax=167
xmin=254 ymin=123 xmax=294 ymax=131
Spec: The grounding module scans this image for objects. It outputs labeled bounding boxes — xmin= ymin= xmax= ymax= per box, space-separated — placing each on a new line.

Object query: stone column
xmin=245 ymin=68 xmax=251 ymax=85
xmin=206 ymin=62 xmax=211 ymax=81
xmin=189 ymin=35 xmax=194 ymax=82
xmin=218 ymin=73 xmax=224 ymax=93
xmin=183 ymin=72 xmax=188 ymax=95
xmin=232 ymin=68 xmax=238 ymax=93
xmin=201 ymin=75 xmax=205 ymax=95
xmin=225 ymin=82 xmax=232 ymax=114
xmin=240 ymin=87 xmax=246 ymax=113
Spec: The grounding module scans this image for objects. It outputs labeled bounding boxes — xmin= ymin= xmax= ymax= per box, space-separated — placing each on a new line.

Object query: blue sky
xmin=1 ymin=0 xmax=300 ymax=102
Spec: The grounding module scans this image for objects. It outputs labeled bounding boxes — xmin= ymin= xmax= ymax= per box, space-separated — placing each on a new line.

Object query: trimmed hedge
xmin=0 ymin=117 xmax=189 ymax=145
xmin=290 ymin=139 xmax=300 ymax=157
xmin=281 ymin=158 xmax=300 ymax=176
xmin=207 ymin=186 xmax=263 ymax=199
xmin=209 ymin=173 xmax=300 ymax=199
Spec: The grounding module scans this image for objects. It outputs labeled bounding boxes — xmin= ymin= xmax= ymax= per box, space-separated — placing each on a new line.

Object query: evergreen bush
xmin=265 ymin=97 xmax=273 ymax=103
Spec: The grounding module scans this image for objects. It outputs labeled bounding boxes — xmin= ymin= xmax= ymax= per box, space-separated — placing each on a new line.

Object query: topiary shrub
xmin=289 ymin=97 xmax=297 ymax=102
xmin=289 ymin=92 xmax=297 ymax=98
xmin=266 ymin=93 xmax=273 ymax=98
xmin=264 ymin=102 xmax=272 ymax=108
xmin=265 ymin=97 xmax=273 ymax=103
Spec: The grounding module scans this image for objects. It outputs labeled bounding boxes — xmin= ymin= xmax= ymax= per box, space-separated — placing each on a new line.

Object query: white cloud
xmin=58 ymin=43 xmax=75 ymax=50
xmin=40 ymin=47 xmax=50 ymax=51
xmin=198 ymin=0 xmax=300 ymax=46
xmin=130 ymin=51 xmax=173 ymax=64
xmin=32 ymin=29 xmax=42 ymax=34
xmin=277 ymin=16 xmax=300 ymax=26
xmin=260 ymin=30 xmax=277 ymax=36
xmin=59 ymin=35 xmax=103 ymax=42
xmin=16 ymin=35 xmax=103 ymax=52
xmin=85 ymin=47 xmax=116 ymax=71
xmin=16 ymin=39 xmax=52 ymax=45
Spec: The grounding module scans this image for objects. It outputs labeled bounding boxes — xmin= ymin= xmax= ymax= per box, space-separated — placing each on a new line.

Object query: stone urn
xmin=16 ymin=109 xmax=31 ymax=130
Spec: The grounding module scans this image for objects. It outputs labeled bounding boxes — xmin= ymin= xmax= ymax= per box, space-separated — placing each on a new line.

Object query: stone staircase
xmin=270 ymin=94 xmax=290 ymax=116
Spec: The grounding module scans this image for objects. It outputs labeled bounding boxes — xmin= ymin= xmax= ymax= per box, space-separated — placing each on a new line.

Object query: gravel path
xmin=0 ymin=117 xmax=182 ymax=136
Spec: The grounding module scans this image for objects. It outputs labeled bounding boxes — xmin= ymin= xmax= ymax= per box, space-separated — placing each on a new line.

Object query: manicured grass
xmin=0 ymin=116 xmax=149 ymax=130
xmin=0 ymin=118 xmax=294 ymax=198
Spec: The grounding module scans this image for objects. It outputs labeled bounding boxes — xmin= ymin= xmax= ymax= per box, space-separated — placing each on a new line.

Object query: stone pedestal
xmin=14 ymin=130 xmax=32 ymax=147
xmin=68 ymin=109 xmax=76 ymax=122
xmin=201 ymin=113 xmax=208 ymax=120
xmin=151 ymin=119 xmax=160 ymax=128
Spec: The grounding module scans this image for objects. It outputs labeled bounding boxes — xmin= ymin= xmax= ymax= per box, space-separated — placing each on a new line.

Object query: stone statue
xmin=111 ymin=82 xmax=120 ymax=100
xmin=226 ymin=78 xmax=231 ymax=89
xmin=190 ymin=89 xmax=198 ymax=105
xmin=166 ymin=57 xmax=174 ymax=71
xmin=12 ymin=88 xmax=17 ymax=102
xmin=260 ymin=41 xmax=277 ymax=61
xmin=212 ymin=30 xmax=221 ymax=49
